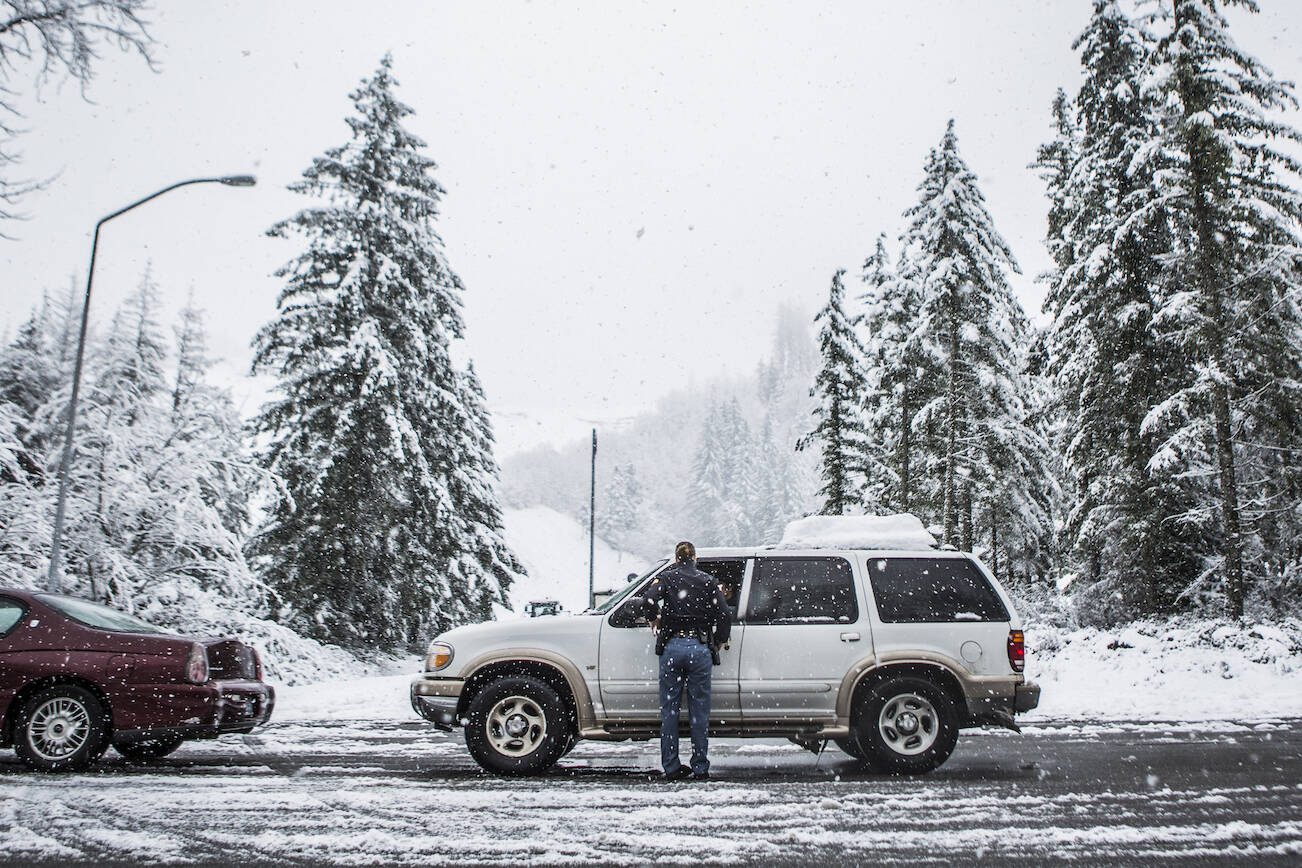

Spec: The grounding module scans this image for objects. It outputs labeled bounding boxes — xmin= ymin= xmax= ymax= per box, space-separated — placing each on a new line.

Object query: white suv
xmin=411 ymin=545 xmax=1040 ymax=776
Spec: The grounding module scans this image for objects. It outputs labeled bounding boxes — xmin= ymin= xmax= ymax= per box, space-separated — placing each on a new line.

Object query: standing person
xmin=644 ymin=541 xmax=732 ymax=781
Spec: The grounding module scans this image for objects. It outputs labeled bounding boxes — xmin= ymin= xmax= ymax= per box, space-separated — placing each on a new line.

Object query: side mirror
xmin=626 ymin=572 xmax=638 ymax=583
xmin=611 ymin=595 xmax=650 ymax=628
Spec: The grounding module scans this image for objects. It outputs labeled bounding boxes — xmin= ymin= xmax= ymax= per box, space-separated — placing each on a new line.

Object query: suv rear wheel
xmin=852 ymin=676 xmax=959 ymax=774
xmin=464 ymin=675 xmax=572 ymax=776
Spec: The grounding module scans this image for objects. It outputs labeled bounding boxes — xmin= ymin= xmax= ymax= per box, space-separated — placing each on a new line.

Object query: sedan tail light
xmin=186 ymin=643 xmax=210 ymax=684
xmin=1007 ymin=629 xmax=1025 ymax=673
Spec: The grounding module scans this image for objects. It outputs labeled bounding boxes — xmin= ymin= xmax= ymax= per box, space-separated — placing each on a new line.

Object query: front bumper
xmin=410 ymin=675 xmax=463 ymax=730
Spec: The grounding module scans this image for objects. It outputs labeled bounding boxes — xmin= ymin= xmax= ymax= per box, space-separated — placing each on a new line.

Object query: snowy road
xmin=1 ymin=680 xmax=1299 ymax=865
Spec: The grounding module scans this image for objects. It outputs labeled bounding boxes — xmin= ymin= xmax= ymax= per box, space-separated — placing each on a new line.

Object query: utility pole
xmin=589 ymin=428 xmax=597 ymax=609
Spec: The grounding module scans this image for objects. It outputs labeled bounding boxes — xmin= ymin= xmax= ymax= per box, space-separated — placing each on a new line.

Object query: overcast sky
xmin=4 ymin=1 xmax=1302 ymax=456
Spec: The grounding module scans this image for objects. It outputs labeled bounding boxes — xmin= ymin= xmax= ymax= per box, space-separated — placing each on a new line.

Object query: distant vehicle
xmin=523 ymin=600 xmax=563 ymax=618
xmin=412 ymin=539 xmax=1040 ymax=776
xmin=0 ymin=588 xmax=275 ymax=772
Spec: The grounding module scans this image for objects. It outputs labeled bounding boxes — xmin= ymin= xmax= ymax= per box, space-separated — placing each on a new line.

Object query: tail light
xmin=252 ymin=648 xmax=263 ymax=681
xmin=186 ymin=643 xmax=210 ymax=684
xmin=1007 ymin=629 xmax=1025 ymax=673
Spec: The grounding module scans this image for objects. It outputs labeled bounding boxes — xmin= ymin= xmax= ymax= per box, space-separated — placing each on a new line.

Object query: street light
xmin=46 ymin=175 xmax=258 ymax=590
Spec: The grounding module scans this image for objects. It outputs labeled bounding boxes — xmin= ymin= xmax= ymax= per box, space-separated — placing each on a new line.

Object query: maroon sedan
xmin=0 ymin=588 xmax=274 ymax=772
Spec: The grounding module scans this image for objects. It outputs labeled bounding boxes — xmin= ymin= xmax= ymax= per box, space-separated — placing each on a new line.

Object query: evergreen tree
xmin=1143 ymin=0 xmax=1302 ymax=618
xmin=445 ymin=363 xmax=524 ymax=625
xmin=171 ymin=290 xmax=210 ymax=417
xmin=859 ymin=234 xmax=936 ymax=516
xmin=598 ymin=462 xmax=645 ymax=548
xmin=1044 ymin=1 xmax=1203 ymax=618
xmin=687 ymin=402 xmax=732 ymax=544
xmin=0 ymin=303 xmax=58 ymax=451
xmin=799 ymin=269 xmax=870 ymax=515
xmin=901 ymin=121 xmax=1051 ymax=557
xmin=249 ymin=56 xmax=520 ymax=646
xmin=752 ymin=412 xmax=807 ymax=542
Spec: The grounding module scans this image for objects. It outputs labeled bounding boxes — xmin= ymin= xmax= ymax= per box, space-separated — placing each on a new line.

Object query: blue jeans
xmin=659 ymin=636 xmax=713 ymax=775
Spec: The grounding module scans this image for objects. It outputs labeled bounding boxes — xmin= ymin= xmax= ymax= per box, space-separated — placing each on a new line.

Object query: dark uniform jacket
xmin=644 ymin=562 xmax=732 ymax=657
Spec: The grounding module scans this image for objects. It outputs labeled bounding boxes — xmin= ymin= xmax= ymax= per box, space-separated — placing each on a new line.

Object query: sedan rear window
xmin=37 ymin=595 xmax=170 ymax=635
xmin=866 ymin=557 xmax=1008 ymax=623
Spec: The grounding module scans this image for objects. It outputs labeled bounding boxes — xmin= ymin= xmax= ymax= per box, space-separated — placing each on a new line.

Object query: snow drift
xmin=779 ymin=513 xmax=938 ymax=550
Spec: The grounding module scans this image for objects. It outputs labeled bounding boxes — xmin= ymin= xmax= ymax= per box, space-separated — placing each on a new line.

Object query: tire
xmin=115 ymin=735 xmax=185 ymax=762
xmin=13 ymin=684 xmax=112 ymax=773
xmin=464 ymin=676 xmax=572 ymax=776
xmin=852 ymin=676 xmax=959 ymax=775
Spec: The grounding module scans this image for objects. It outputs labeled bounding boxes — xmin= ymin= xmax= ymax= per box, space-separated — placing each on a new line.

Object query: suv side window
xmin=0 ymin=597 xmax=25 ymax=637
xmin=745 ymin=557 xmax=857 ymax=624
xmin=867 ymin=557 xmax=1009 ymax=623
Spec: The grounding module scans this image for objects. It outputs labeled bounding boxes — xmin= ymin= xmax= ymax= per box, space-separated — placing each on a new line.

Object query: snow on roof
xmin=778 ymin=513 xmax=938 ymax=551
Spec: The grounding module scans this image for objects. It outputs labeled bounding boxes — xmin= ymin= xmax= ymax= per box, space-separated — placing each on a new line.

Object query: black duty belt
xmin=667 ymin=629 xmax=709 ymax=643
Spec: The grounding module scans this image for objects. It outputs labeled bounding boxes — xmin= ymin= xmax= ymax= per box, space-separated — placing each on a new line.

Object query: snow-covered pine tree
xmin=1031 ymin=88 xmax=1080 ymax=298
xmin=249 ymin=56 xmax=520 ymax=646
xmin=445 ymin=363 xmax=524 ymax=625
xmin=687 ymin=401 xmax=734 ymax=544
xmin=0 ymin=303 xmax=58 ymax=451
xmin=598 ymin=462 xmax=645 ymax=549
xmin=799 ymin=269 xmax=870 ymax=516
xmin=858 ymin=234 xmax=938 ymax=517
xmin=901 ymin=121 xmax=1052 ymax=559
xmin=1142 ymin=0 xmax=1302 ymax=618
xmin=1043 ymin=1 xmax=1204 ymax=618
xmin=718 ymin=397 xmax=759 ymax=542
xmin=751 ymin=411 xmax=808 ymax=543
xmin=171 ymin=290 xmax=209 ymax=417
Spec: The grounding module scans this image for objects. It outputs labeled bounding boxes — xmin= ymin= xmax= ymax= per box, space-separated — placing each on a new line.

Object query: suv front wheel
xmin=464 ymin=675 xmax=572 ymax=776
xmin=851 ymin=676 xmax=959 ymax=774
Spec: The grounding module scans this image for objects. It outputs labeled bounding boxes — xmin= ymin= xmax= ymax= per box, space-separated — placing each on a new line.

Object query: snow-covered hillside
xmin=500 ymin=507 xmax=649 ymax=615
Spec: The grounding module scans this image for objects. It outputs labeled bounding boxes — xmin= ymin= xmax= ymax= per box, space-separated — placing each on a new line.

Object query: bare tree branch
xmin=0 ymin=1 xmax=157 ymax=231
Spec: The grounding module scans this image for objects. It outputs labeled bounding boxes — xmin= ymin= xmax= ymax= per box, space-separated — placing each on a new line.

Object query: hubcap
xmin=28 ymin=697 xmax=91 ymax=762
xmin=486 ymin=695 xmax=547 ymax=758
xmin=878 ymin=693 xmax=938 ymax=756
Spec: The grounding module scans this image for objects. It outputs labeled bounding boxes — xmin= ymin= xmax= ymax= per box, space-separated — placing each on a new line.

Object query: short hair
xmin=674 ymin=541 xmax=696 ymax=563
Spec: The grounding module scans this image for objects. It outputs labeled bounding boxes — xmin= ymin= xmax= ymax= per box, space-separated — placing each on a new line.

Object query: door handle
xmin=840 ymin=632 xmax=861 ymax=642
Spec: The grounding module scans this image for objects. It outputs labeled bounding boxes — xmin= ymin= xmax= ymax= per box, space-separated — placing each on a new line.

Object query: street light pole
xmin=46 ymin=175 xmax=257 ymax=591
xmin=588 ymin=428 xmax=597 ymax=610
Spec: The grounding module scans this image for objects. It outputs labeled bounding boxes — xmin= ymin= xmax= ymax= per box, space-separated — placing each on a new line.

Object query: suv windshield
xmin=591 ymin=561 xmax=667 ymax=614
xmin=38 ymin=594 xmax=170 ymax=635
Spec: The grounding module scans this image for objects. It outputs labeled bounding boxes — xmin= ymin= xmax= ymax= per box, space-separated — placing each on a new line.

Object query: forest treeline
xmin=804 ymin=0 xmax=1302 ymax=622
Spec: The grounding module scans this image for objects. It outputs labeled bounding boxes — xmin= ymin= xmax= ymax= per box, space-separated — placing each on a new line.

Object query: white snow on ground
xmin=500 ymin=506 xmax=648 ymax=615
xmin=1025 ymin=618 xmax=1302 ymax=722
xmin=273 ymin=668 xmax=419 ymax=722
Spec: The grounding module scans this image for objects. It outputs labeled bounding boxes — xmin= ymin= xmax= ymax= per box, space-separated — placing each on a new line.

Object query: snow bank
xmin=501 ymin=506 xmax=648 ymax=614
xmin=1026 ymin=617 xmax=1302 ymax=721
xmin=779 ymin=513 xmax=937 ymax=550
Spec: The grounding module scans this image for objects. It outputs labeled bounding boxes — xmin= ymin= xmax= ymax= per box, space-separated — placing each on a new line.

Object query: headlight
xmin=425 ymin=641 xmax=454 ymax=672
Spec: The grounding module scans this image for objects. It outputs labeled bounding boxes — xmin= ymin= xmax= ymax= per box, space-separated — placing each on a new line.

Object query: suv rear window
xmin=746 ymin=557 xmax=857 ymax=624
xmin=866 ymin=557 xmax=1008 ymax=623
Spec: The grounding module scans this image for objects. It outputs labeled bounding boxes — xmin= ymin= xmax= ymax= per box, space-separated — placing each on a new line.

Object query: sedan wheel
xmin=15 ymin=685 xmax=111 ymax=773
